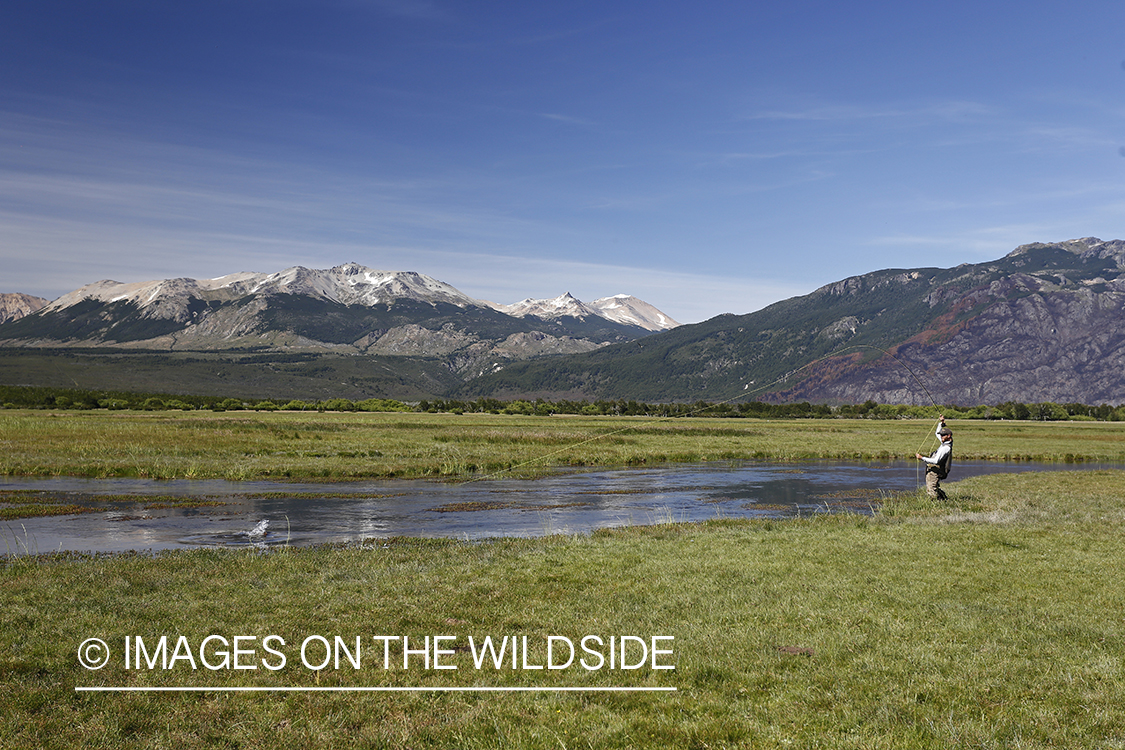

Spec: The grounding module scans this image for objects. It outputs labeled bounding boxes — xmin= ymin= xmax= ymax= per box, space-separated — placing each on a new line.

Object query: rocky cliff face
xmin=767 ymin=239 xmax=1125 ymax=405
xmin=0 ymin=293 xmax=48 ymax=324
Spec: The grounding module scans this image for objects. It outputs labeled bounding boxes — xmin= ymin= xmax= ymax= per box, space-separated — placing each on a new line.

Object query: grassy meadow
xmin=3 ymin=411 xmax=1125 ymax=747
xmin=2 ymin=408 xmax=1124 ymax=482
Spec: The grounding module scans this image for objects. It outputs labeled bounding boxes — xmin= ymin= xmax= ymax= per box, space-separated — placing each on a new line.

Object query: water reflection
xmin=2 ymin=460 xmax=1118 ymax=555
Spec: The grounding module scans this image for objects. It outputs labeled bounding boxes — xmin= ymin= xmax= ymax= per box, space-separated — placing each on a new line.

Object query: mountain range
xmin=0 ymin=263 xmax=678 ymax=383
xmin=2 ymin=238 xmax=1123 ymax=405
xmin=457 ymin=238 xmax=1125 ymax=406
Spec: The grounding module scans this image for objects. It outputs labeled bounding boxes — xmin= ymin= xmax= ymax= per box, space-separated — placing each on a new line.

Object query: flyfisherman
xmin=915 ymin=416 xmax=953 ymax=500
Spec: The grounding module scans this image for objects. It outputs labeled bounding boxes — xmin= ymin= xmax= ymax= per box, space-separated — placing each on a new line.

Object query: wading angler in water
xmin=916 ymin=417 xmax=953 ymax=500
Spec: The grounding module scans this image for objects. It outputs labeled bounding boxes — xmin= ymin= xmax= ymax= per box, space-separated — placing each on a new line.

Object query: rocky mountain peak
xmin=0 ymin=264 xmax=680 ymax=384
xmin=495 ymin=292 xmax=680 ymax=331
xmin=41 ymin=265 xmax=484 ymax=319
xmin=0 ymin=292 xmax=49 ymax=324
xmin=496 ymin=292 xmax=600 ymax=321
xmin=1006 ymin=237 xmax=1125 ymax=270
xmin=590 ymin=294 xmax=682 ymax=331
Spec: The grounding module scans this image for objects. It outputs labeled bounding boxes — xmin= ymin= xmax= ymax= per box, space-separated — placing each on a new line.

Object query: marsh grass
xmin=4 ymin=471 xmax=1125 ymax=748
xmin=3 ymin=410 xmax=1124 ymax=482
xmin=0 ymin=491 xmax=229 ymax=521
xmin=0 ymin=490 xmax=99 ymax=520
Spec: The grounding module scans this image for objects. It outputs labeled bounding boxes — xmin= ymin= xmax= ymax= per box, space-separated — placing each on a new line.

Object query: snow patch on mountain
xmin=494 ymin=292 xmax=601 ymax=320
xmin=227 ymin=263 xmax=480 ymax=307
xmin=44 ymin=264 xmax=483 ymax=319
xmin=494 ymin=292 xmax=679 ymax=331
xmin=591 ymin=295 xmax=681 ymax=331
xmin=38 ymin=263 xmax=680 ymax=332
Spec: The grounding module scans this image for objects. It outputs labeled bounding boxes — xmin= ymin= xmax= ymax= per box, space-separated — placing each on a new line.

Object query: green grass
xmin=3 ymin=470 xmax=1125 ymax=748
xmin=0 ymin=348 xmax=462 ymax=402
xmin=0 ymin=491 xmax=229 ymax=521
xmin=2 ymin=409 xmax=1123 ymax=482
xmin=4 ymin=415 xmax=1125 ymax=746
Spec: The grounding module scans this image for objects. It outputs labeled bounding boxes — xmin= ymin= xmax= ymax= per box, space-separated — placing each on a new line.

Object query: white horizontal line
xmin=76 ymin=686 xmax=677 ymax=693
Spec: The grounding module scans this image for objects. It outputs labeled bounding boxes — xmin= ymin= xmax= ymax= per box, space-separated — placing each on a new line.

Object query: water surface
xmin=2 ymin=460 xmax=1117 ymax=555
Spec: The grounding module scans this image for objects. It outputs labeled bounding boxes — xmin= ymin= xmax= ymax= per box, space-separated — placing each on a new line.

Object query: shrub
xmin=281 ymin=400 xmax=314 ymax=411
xmin=321 ymin=398 xmax=355 ymax=412
xmin=212 ymin=398 xmax=245 ymax=412
xmin=355 ymin=398 xmax=409 ymax=412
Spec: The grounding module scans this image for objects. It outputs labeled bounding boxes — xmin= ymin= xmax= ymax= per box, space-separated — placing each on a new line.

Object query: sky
xmin=1 ymin=1 xmax=1123 ymax=323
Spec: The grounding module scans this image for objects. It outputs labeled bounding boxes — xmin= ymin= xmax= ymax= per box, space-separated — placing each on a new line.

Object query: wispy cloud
xmin=4 ymin=109 xmax=806 ymax=321
xmin=1016 ymin=126 xmax=1117 ymax=153
xmin=400 ymin=250 xmax=810 ymax=321
xmin=868 ymin=224 xmax=1065 ymax=259
xmin=538 ymin=112 xmax=597 ymax=128
xmin=0 ymin=206 xmax=802 ymax=322
xmin=740 ymin=99 xmax=995 ymax=124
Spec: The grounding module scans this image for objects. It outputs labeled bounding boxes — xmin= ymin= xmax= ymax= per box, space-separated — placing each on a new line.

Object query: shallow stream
xmin=2 ymin=460 xmax=1118 ymax=555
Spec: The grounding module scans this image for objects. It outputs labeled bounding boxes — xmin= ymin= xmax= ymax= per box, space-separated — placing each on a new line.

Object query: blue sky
xmin=2 ymin=0 xmax=1123 ymax=322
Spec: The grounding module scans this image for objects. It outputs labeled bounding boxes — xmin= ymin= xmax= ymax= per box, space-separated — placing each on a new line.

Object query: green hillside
xmin=456 ymin=242 xmax=1125 ymax=403
xmin=0 ymin=348 xmax=461 ymax=401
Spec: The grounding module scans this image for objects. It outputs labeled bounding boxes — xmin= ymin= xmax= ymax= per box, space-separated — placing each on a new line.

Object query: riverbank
xmin=3 ymin=459 xmax=1117 ymax=547
xmin=4 ymin=470 xmax=1124 ymax=748
xmin=3 ymin=409 xmax=1124 ymax=481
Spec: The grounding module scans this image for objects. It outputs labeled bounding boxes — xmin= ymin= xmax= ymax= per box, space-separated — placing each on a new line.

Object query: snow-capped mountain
xmin=43 ymin=264 xmax=480 ymax=322
xmin=492 ymin=292 xmax=601 ymax=321
xmin=491 ymin=292 xmax=680 ymax=331
xmin=38 ymin=263 xmax=679 ymax=331
xmin=2 ymin=263 xmax=679 ymax=380
xmin=590 ymin=295 xmax=681 ymax=331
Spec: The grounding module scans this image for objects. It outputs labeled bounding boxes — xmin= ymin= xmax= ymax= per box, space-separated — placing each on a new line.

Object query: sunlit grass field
xmin=3 ymin=409 xmax=1123 ymax=481
xmin=4 ymin=470 xmax=1125 ymax=748
xmin=3 ymin=412 xmax=1125 ymax=748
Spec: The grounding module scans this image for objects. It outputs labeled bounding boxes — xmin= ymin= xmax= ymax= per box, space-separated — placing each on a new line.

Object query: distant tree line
xmin=3 ymin=385 xmax=1124 ymax=421
xmin=0 ymin=386 xmax=411 ymax=414
xmin=417 ymin=397 xmax=1125 ymax=421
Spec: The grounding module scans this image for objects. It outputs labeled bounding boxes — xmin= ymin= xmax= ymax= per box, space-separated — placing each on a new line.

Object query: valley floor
xmin=4 ymin=470 xmax=1125 ymax=748
xmin=3 ymin=410 xmax=1124 ymax=482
